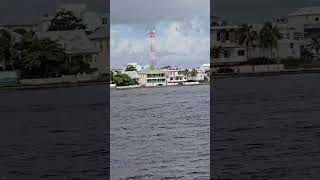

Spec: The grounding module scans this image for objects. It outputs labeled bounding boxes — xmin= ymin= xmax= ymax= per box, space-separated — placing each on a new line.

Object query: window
xmin=290 ymin=43 xmax=294 ymax=49
xmin=224 ymin=50 xmax=231 ymax=58
xmin=293 ymin=32 xmax=301 ymax=40
xmin=316 ymin=17 xmax=319 ymax=22
xmin=102 ymin=17 xmax=108 ymax=24
xmin=225 ymin=31 xmax=230 ymax=41
xmin=287 ymin=33 xmax=290 ymax=39
xmin=238 ymin=50 xmax=245 ymax=56
xmin=217 ymin=32 xmax=221 ymax=41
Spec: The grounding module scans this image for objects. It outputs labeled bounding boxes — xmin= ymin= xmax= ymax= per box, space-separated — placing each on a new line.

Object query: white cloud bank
xmin=111 ymin=16 xmax=210 ymax=68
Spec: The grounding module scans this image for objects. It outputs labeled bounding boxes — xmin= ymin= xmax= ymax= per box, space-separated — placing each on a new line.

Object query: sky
xmin=110 ymin=0 xmax=210 ymax=69
xmin=0 ymin=0 xmax=108 ymax=24
xmin=212 ymin=0 xmax=320 ymax=23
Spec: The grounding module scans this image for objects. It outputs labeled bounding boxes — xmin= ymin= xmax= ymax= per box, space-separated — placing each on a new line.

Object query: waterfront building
xmin=162 ymin=65 xmax=188 ymax=84
xmin=138 ymin=68 xmax=166 ymax=87
xmin=196 ymin=64 xmax=210 ymax=81
xmin=211 ymin=7 xmax=320 ymax=67
xmin=89 ymin=26 xmax=109 ymax=73
xmin=211 ymin=24 xmax=248 ymax=66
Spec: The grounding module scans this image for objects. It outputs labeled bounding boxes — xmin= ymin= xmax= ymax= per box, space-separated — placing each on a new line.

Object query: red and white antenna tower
xmin=147 ymin=27 xmax=156 ymax=67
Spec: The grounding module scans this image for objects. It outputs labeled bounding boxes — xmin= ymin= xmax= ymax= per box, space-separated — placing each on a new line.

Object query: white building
xmin=196 ymin=64 xmax=210 ymax=81
xmin=211 ymin=25 xmax=248 ymax=65
xmin=211 ymin=7 xmax=320 ymax=66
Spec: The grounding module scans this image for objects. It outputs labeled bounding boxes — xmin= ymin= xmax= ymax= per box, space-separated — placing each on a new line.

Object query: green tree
xmin=238 ymin=24 xmax=258 ymax=61
xmin=259 ymin=22 xmax=282 ymax=68
xmin=0 ymin=29 xmax=19 ymax=71
xmin=190 ymin=68 xmax=198 ymax=80
xmin=183 ymin=69 xmax=190 ymax=78
xmin=15 ymin=34 xmax=67 ymax=78
xmin=113 ymin=72 xmax=137 ymax=86
xmin=125 ymin=64 xmax=137 ymax=71
xmin=211 ymin=46 xmax=225 ymax=59
xmin=48 ymin=11 xmax=87 ymax=31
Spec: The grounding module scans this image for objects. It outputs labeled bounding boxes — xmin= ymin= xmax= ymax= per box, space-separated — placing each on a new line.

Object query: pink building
xmin=162 ymin=65 xmax=188 ymax=83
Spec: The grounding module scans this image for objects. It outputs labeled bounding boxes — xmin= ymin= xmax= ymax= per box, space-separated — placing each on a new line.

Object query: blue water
xmin=111 ymin=85 xmax=210 ymax=180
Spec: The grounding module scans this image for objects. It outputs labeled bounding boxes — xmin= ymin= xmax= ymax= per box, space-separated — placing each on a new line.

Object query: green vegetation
xmin=113 ymin=72 xmax=138 ymax=86
xmin=0 ymin=29 xmax=93 ymax=79
xmin=125 ymin=64 xmax=137 ymax=71
xmin=190 ymin=68 xmax=198 ymax=79
xmin=48 ymin=11 xmax=87 ymax=31
xmin=211 ymin=46 xmax=225 ymax=59
xmin=238 ymin=24 xmax=258 ymax=60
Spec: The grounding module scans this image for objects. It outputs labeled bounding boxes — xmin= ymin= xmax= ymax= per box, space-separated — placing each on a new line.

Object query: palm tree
xmin=238 ymin=24 xmax=258 ymax=61
xmin=238 ymin=24 xmax=257 ymax=72
xmin=259 ymin=22 xmax=282 ymax=69
xmin=211 ymin=46 xmax=225 ymax=59
xmin=190 ymin=68 xmax=198 ymax=80
xmin=183 ymin=69 xmax=190 ymax=79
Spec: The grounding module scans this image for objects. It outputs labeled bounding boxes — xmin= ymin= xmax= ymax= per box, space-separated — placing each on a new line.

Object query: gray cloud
xmin=111 ymin=0 xmax=209 ymax=24
xmin=0 ymin=0 xmax=108 ymax=24
xmin=212 ymin=0 xmax=320 ymax=23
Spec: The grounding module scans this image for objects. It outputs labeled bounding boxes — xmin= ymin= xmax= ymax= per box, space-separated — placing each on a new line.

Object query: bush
xmin=113 ymin=73 xmax=138 ymax=86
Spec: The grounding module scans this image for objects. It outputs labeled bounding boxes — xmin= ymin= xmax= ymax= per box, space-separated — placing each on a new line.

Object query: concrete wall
xmin=212 ymin=64 xmax=284 ymax=74
xmin=20 ymin=74 xmax=95 ymax=85
xmin=0 ymin=71 xmax=18 ymax=86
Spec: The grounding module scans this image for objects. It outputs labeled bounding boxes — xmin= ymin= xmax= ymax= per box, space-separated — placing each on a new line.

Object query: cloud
xmin=212 ymin=0 xmax=320 ymax=23
xmin=0 ymin=0 xmax=108 ymax=24
xmin=111 ymin=16 xmax=209 ymax=68
xmin=111 ymin=0 xmax=209 ymax=24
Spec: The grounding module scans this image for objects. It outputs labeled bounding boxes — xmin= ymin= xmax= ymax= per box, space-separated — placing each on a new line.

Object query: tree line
xmin=0 ymin=10 xmax=93 ymax=79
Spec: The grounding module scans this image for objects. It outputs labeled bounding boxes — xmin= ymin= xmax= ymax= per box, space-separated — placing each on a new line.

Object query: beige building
xmin=89 ymin=26 xmax=109 ymax=74
xmin=138 ymin=68 xmax=166 ymax=87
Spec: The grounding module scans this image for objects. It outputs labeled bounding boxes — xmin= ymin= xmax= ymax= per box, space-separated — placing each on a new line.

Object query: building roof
xmin=139 ymin=67 xmax=165 ymax=74
xmin=36 ymin=30 xmax=99 ymax=55
xmin=289 ymin=7 xmax=320 ymax=16
xmin=89 ymin=26 xmax=109 ymax=39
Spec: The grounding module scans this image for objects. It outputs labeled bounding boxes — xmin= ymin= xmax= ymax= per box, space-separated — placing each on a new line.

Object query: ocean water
xmin=111 ymin=85 xmax=210 ymax=180
xmin=212 ymin=74 xmax=320 ymax=179
xmin=0 ymin=85 xmax=109 ymax=180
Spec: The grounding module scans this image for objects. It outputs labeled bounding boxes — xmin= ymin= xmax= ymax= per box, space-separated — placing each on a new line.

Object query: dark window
xmin=217 ymin=32 xmax=221 ymax=41
xmin=224 ymin=50 xmax=231 ymax=58
xmin=238 ymin=50 xmax=245 ymax=56
xmin=316 ymin=17 xmax=319 ymax=21
xmin=225 ymin=31 xmax=230 ymax=41
xmin=290 ymin=43 xmax=294 ymax=49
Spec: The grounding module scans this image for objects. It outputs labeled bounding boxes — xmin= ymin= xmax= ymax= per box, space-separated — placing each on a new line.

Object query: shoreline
xmin=212 ymin=68 xmax=320 ymax=79
xmin=1 ymin=68 xmax=320 ymax=90
xmin=0 ymin=81 xmax=108 ymax=91
xmin=112 ymin=83 xmax=210 ymax=90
